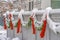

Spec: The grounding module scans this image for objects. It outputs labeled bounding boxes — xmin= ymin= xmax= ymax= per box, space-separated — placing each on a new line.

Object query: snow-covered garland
xmin=21 ymin=14 xmax=43 ymax=30
xmin=21 ymin=13 xmax=47 ymax=38
xmin=35 ymin=21 xmax=44 ymax=31
xmin=22 ymin=16 xmax=43 ymax=30
xmin=35 ymin=17 xmax=47 ymax=31
xmin=3 ymin=13 xmax=22 ymax=33
xmin=22 ymin=14 xmax=46 ymax=31
xmin=22 ymin=17 xmax=32 ymax=28
xmin=3 ymin=12 xmax=47 ymax=38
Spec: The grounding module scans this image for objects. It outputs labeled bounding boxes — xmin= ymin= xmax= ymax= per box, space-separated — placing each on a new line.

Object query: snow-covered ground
xmin=0 ymin=25 xmax=7 ymax=40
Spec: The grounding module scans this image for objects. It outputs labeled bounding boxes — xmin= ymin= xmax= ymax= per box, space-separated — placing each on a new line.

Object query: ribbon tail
xmin=30 ymin=17 xmax=36 ymax=34
xmin=32 ymin=22 xmax=36 ymax=34
xmin=40 ymin=20 xmax=47 ymax=38
xmin=3 ymin=18 xmax=7 ymax=30
xmin=4 ymin=23 xmax=7 ymax=30
xmin=17 ymin=19 xmax=21 ymax=33
xmin=10 ymin=20 xmax=14 ymax=30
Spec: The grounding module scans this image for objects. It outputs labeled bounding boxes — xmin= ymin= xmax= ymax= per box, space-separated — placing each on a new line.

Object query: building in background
xmin=0 ymin=0 xmax=41 ymax=11
xmin=0 ymin=0 xmax=60 ymax=11
xmin=51 ymin=0 xmax=60 ymax=9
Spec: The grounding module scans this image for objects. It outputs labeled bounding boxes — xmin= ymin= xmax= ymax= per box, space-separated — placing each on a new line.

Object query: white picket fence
xmin=1 ymin=7 xmax=60 ymax=40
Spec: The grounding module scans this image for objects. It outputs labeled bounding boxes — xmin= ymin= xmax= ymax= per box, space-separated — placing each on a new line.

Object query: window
xmin=33 ymin=0 xmax=41 ymax=10
xmin=51 ymin=0 xmax=60 ymax=9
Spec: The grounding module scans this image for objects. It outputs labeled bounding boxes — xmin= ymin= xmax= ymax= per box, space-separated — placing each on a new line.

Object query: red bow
xmin=40 ymin=16 xmax=47 ymax=38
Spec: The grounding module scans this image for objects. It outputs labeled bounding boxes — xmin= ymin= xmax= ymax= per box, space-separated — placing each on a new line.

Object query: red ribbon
xmin=17 ymin=18 xmax=21 ymax=33
xmin=3 ymin=17 xmax=7 ymax=30
xmin=9 ymin=14 xmax=14 ymax=30
xmin=10 ymin=20 xmax=14 ymax=30
xmin=40 ymin=16 xmax=47 ymax=38
xmin=30 ymin=16 xmax=36 ymax=34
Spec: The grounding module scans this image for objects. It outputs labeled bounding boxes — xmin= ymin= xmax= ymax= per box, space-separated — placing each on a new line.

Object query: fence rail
xmin=1 ymin=7 xmax=60 ymax=40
